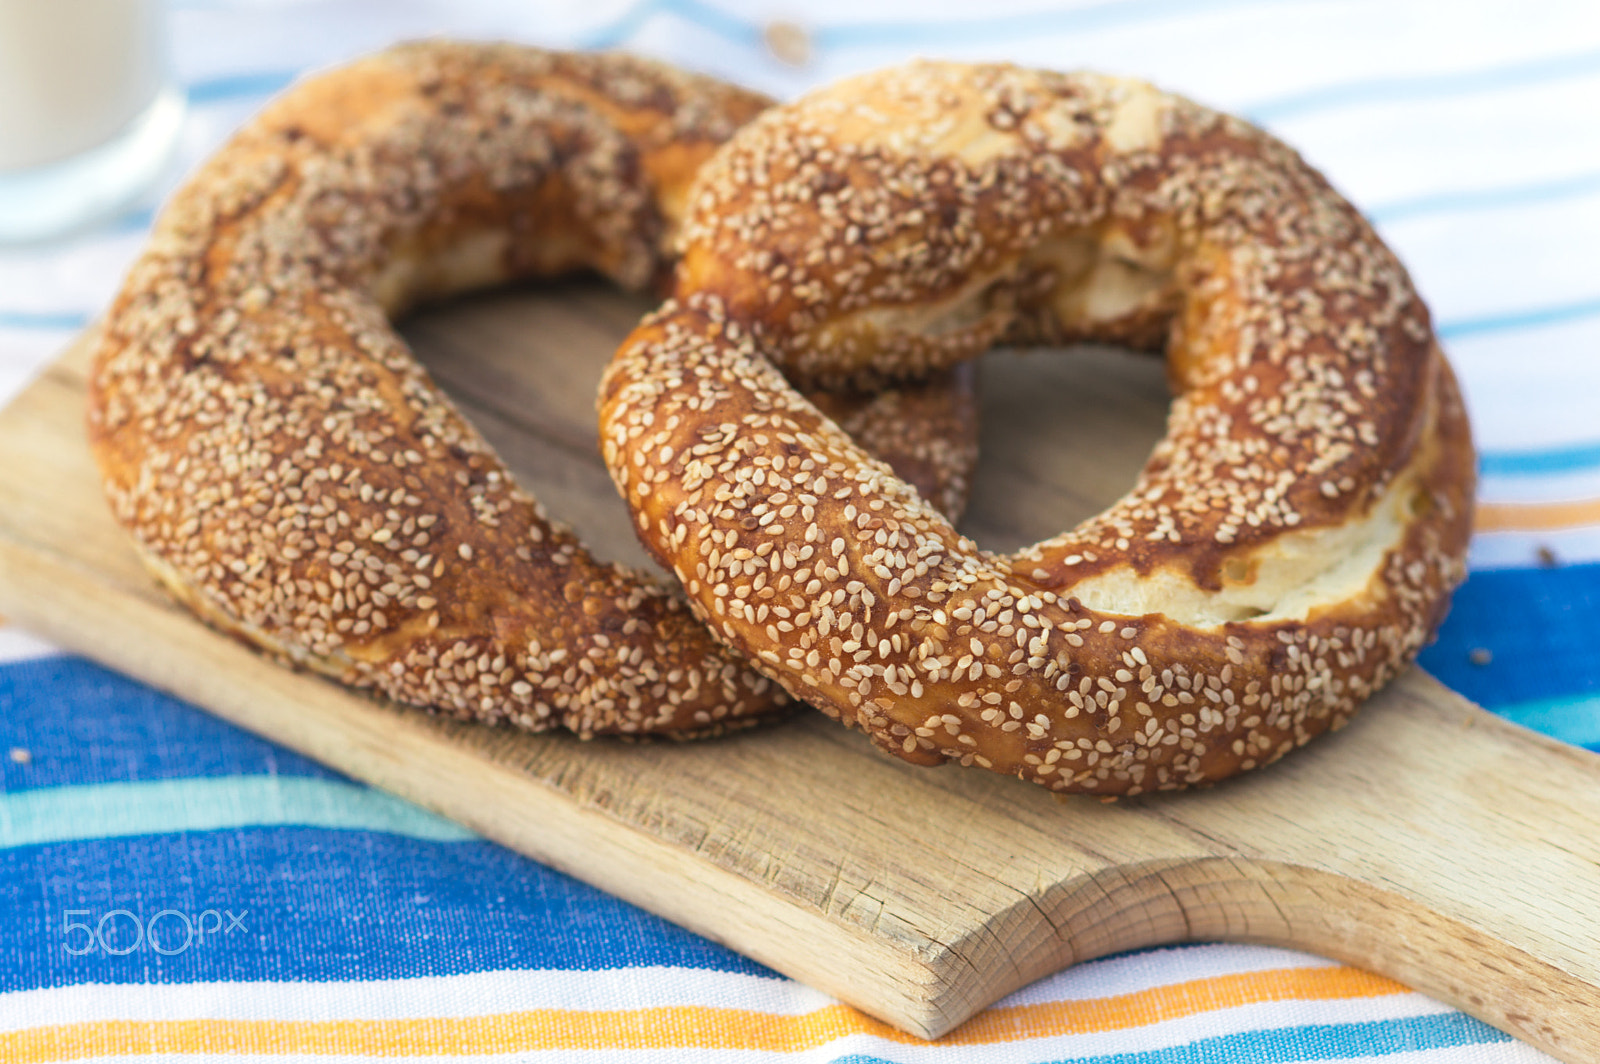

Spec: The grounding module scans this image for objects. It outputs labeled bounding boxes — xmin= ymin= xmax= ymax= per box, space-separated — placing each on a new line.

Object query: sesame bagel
xmin=599 ymin=61 xmax=1475 ymax=792
xmin=86 ymin=42 xmax=979 ymax=738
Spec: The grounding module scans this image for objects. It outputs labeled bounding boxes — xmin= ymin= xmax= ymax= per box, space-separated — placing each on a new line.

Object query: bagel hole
xmin=400 ymin=279 xmax=671 ymax=575
xmin=959 ymin=342 xmax=1170 ymax=553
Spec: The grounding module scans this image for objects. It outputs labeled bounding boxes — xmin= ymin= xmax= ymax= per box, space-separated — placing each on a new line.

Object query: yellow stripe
xmin=1476 ymin=497 xmax=1600 ymax=532
xmin=6 ymin=966 xmax=1406 ymax=1060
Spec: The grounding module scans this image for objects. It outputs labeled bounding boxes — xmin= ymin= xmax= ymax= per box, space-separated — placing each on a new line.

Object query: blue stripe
xmin=0 ymin=310 xmax=89 ymax=330
xmin=1437 ymin=296 xmax=1600 ymax=340
xmin=1480 ymin=439 xmax=1600 ymax=477
xmin=1247 ymin=47 xmax=1600 ymax=122
xmin=1367 ymin=170 xmax=1600 ymax=224
xmin=0 ymin=827 xmax=771 ymax=991
xmin=0 ymin=776 xmax=474 ymax=849
xmin=184 ymin=69 xmax=298 ymax=105
xmin=1 ymin=656 xmax=346 ymax=793
xmin=581 ymin=0 xmax=762 ymax=49
xmin=832 ymin=1014 xmax=1507 ymax=1064
xmin=581 ymin=0 xmax=1275 ymax=52
xmin=110 ymin=206 xmax=157 ymax=233
xmin=1419 ymin=560 xmax=1600 ymax=711
xmin=1496 ymin=693 xmax=1600 ymax=750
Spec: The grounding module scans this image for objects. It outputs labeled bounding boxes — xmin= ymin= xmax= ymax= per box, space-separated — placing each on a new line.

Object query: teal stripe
xmin=1437 ymin=295 xmax=1600 ymax=339
xmin=0 ymin=775 xmax=476 ymax=849
xmin=1480 ymin=439 xmax=1600 ymax=477
xmin=1497 ymin=693 xmax=1600 ymax=749
xmin=834 ymin=1014 xmax=1507 ymax=1063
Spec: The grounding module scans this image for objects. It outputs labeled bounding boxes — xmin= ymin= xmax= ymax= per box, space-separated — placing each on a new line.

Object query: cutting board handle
xmin=1044 ymin=671 xmax=1600 ymax=1061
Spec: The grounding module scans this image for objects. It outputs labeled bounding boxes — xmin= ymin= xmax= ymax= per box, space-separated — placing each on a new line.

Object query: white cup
xmin=0 ymin=0 xmax=184 ymax=243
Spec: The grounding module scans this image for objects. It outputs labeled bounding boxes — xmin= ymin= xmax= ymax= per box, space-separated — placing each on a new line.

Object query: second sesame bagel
xmin=600 ymin=61 xmax=1475 ymax=792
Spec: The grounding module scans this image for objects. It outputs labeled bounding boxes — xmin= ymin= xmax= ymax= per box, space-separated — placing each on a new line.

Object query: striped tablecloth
xmin=2 ymin=1 xmax=1596 ymax=1060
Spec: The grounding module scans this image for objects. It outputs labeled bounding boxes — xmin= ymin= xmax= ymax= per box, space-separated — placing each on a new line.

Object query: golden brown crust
xmin=600 ymin=62 xmax=1475 ymax=791
xmin=806 ymin=362 xmax=979 ymax=524
xmin=86 ymin=42 xmax=978 ymax=739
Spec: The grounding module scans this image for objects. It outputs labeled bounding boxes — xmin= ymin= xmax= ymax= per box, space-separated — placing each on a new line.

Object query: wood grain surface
xmin=1 ymin=283 xmax=1598 ymax=1058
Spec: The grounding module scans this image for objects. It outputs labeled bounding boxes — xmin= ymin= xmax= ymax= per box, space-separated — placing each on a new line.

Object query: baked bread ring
xmin=600 ymin=61 xmax=1475 ymax=792
xmin=86 ymin=43 xmax=979 ymax=738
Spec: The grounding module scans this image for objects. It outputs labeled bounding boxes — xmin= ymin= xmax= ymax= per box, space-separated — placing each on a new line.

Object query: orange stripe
xmin=1476 ymin=497 xmax=1600 ymax=532
xmin=5 ymin=965 xmax=1406 ymax=1060
xmin=946 ymin=965 xmax=1402 ymax=1044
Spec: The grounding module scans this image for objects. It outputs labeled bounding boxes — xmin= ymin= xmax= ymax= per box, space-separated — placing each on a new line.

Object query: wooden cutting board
xmin=2 ymin=283 xmax=1598 ymax=1059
